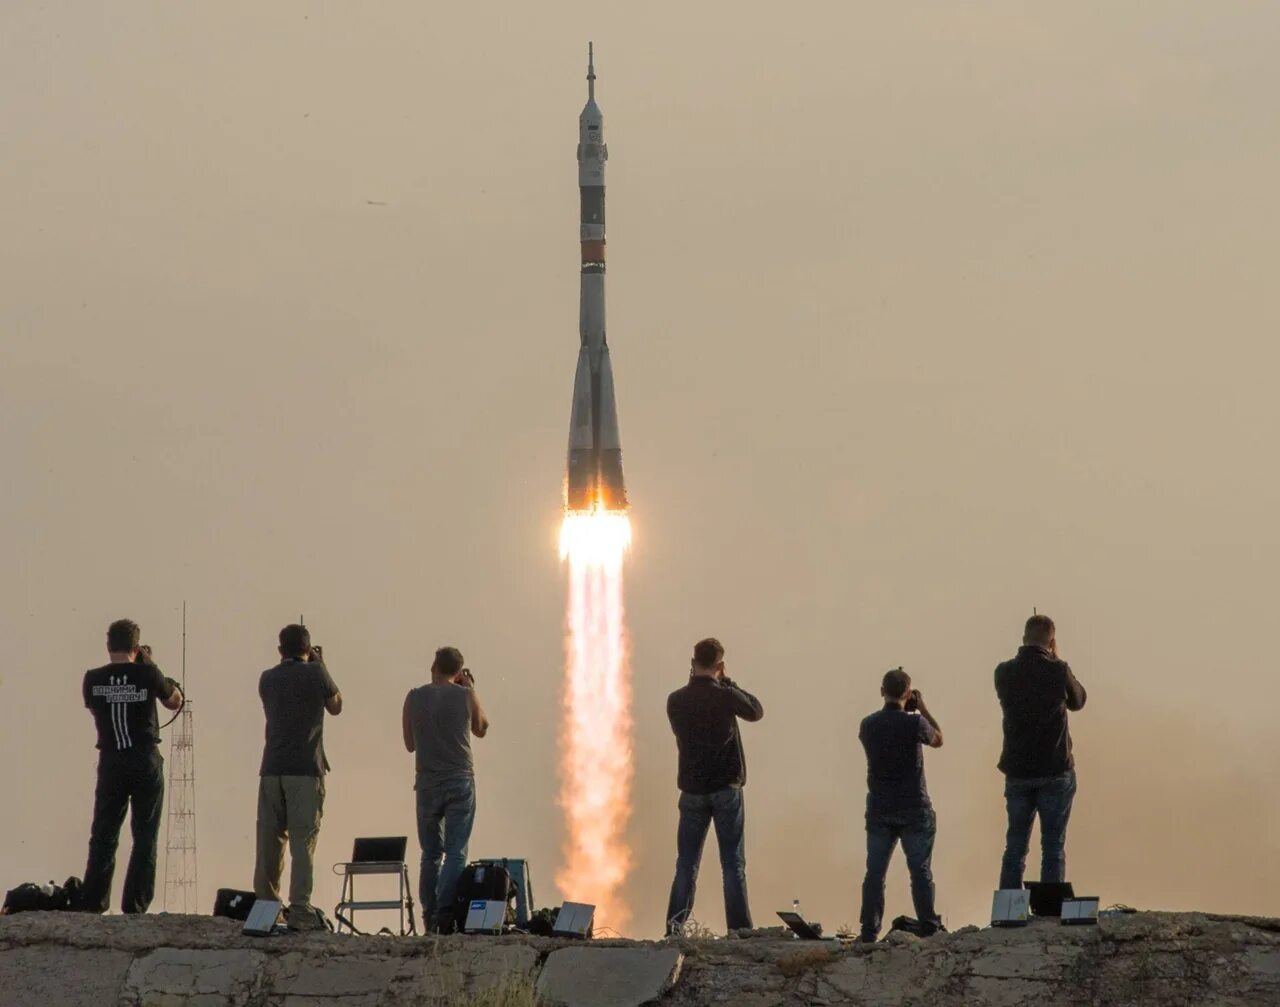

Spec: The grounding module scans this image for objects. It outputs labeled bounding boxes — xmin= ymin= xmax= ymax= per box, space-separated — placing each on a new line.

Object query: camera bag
xmin=2 ymin=877 xmax=81 ymax=914
xmin=213 ymin=888 xmax=257 ymax=921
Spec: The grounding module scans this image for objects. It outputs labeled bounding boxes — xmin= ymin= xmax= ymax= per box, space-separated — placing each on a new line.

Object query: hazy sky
xmin=3 ymin=3 xmax=1278 ymax=937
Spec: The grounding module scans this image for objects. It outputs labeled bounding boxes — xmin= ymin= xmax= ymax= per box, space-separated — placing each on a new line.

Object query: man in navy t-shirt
xmin=80 ymin=618 xmax=183 ymax=914
xmin=857 ymin=667 xmax=944 ymax=941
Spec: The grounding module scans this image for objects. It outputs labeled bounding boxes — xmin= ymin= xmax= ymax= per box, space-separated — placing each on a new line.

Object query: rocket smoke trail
xmin=559 ymin=514 xmax=631 ymax=932
xmin=558 ymin=44 xmax=634 ymax=933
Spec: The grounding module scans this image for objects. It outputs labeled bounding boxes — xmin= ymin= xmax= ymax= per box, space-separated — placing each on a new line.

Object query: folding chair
xmin=334 ymin=836 xmax=414 ymax=935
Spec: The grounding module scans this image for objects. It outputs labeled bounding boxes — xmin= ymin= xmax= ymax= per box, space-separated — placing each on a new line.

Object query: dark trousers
xmin=665 ymin=787 xmax=752 ymax=934
xmin=999 ymin=770 xmax=1077 ymax=890
xmin=859 ymin=806 xmax=940 ymax=937
xmin=81 ymin=748 xmax=165 ymax=914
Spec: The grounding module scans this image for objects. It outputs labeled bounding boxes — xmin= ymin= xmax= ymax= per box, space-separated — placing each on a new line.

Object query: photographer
xmin=664 ymin=638 xmax=763 ymax=936
xmin=80 ymin=619 xmax=183 ymax=914
xmin=402 ymin=646 xmax=488 ymax=933
xmin=253 ymin=624 xmax=341 ymax=932
xmin=857 ymin=668 xmax=944 ymax=942
xmin=995 ymin=614 xmax=1087 ymax=890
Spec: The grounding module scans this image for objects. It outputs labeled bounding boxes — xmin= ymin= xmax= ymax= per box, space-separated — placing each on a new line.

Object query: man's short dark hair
xmin=882 ymin=667 xmax=912 ymax=700
xmin=692 ymin=638 xmax=725 ymax=669
xmin=1025 ymin=614 xmax=1056 ymax=645
xmin=434 ymin=646 xmax=465 ymax=678
xmin=279 ymin=624 xmax=312 ymax=659
xmin=107 ymin=619 xmax=140 ymax=653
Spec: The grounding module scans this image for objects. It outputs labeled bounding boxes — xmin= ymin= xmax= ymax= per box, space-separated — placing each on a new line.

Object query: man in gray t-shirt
xmin=254 ymin=624 xmax=342 ymax=930
xmin=402 ymin=646 xmax=488 ymax=932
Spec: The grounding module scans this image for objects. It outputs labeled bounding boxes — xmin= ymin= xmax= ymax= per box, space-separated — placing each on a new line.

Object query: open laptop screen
xmin=351 ymin=836 xmax=408 ymax=863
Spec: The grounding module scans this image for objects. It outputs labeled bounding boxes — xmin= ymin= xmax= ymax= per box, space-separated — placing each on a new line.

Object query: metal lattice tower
xmin=163 ymin=603 xmax=198 ymax=912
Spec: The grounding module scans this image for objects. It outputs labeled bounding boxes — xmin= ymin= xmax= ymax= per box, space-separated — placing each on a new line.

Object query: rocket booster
xmin=566 ymin=43 xmax=627 ymax=513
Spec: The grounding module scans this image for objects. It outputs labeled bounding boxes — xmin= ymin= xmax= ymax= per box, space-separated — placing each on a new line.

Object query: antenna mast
xmin=164 ymin=601 xmax=198 ymax=912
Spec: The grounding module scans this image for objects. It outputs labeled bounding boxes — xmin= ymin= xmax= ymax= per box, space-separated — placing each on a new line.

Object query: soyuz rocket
xmin=565 ymin=44 xmax=627 ymax=513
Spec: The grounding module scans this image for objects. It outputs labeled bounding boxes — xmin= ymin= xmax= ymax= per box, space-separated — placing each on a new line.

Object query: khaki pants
xmin=254 ymin=775 xmax=324 ymax=911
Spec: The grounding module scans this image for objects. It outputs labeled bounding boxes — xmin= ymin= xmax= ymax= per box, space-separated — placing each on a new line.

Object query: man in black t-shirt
xmin=80 ymin=618 xmax=183 ymax=914
xmin=857 ymin=667 xmax=944 ymax=942
xmin=664 ymin=637 xmax=764 ymax=936
xmin=253 ymin=623 xmax=342 ymax=930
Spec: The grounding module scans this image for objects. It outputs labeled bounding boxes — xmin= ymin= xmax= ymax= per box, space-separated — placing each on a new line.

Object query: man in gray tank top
xmin=402 ymin=646 xmax=489 ymax=932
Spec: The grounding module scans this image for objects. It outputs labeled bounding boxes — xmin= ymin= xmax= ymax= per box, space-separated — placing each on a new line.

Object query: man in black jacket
xmin=664 ymin=638 xmax=764 ymax=935
xmin=995 ymin=614 xmax=1087 ymax=890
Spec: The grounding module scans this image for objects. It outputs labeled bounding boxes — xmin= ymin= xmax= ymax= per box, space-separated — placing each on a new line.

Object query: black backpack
xmin=2 ymin=877 xmax=82 ymax=914
xmin=452 ymin=861 xmax=516 ymax=932
xmin=213 ymin=888 xmax=257 ymax=922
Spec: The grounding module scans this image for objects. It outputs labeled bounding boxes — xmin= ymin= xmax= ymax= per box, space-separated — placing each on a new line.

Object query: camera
xmin=457 ymin=668 xmax=475 ymax=687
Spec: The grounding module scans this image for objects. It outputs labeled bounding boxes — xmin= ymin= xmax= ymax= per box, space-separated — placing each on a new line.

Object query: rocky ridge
xmin=1 ymin=909 xmax=1278 ymax=1005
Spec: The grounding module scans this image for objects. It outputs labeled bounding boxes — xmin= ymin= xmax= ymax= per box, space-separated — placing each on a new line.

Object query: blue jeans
xmin=999 ymin=770 xmax=1077 ymax=890
xmin=665 ymin=788 xmax=752 ymax=933
xmin=416 ymin=776 xmax=476 ymax=929
xmin=859 ymin=806 xmax=939 ymax=937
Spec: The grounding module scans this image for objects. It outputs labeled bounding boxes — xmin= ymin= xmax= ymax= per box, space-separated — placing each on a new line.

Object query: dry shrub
xmin=776 ymin=946 xmax=841 ymax=978
xmin=426 ymin=969 xmax=539 ymax=1007
xmin=677 ymin=919 xmax=718 ymax=942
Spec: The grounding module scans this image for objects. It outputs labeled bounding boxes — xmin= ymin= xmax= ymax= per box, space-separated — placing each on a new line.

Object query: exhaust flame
xmin=558 ymin=506 xmax=633 ymax=934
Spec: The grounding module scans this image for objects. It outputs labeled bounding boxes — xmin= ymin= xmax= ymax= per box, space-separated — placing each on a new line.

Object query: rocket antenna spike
xmin=587 ymin=41 xmax=596 ymax=99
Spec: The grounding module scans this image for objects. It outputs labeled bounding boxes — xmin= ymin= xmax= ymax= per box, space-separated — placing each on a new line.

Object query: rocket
xmin=565 ymin=43 xmax=628 ymax=513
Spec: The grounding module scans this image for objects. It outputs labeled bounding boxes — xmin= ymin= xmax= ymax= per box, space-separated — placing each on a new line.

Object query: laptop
xmin=552 ymin=902 xmax=595 ymax=938
xmin=464 ymin=899 xmax=508 ymax=935
xmin=1061 ymin=897 xmax=1100 ymax=925
xmin=991 ymin=889 xmax=1030 ymax=927
xmin=1025 ymin=882 xmax=1075 ymax=917
xmin=243 ymin=899 xmax=283 ymax=936
xmin=351 ymin=836 xmax=408 ymax=863
xmin=777 ymin=911 xmax=824 ymax=940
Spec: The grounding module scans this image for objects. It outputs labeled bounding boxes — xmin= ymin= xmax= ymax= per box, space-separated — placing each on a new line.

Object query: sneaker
xmin=287 ymin=905 xmax=328 ymax=932
xmin=432 ymin=915 xmax=458 ymax=936
xmin=858 ymin=931 xmax=878 ymax=944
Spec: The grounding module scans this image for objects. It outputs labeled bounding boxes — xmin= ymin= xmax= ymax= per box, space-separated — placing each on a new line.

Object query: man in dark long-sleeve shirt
xmin=664 ymin=637 xmax=763 ymax=935
xmin=857 ymin=668 xmax=945 ymax=941
xmin=994 ymin=614 xmax=1087 ymax=890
